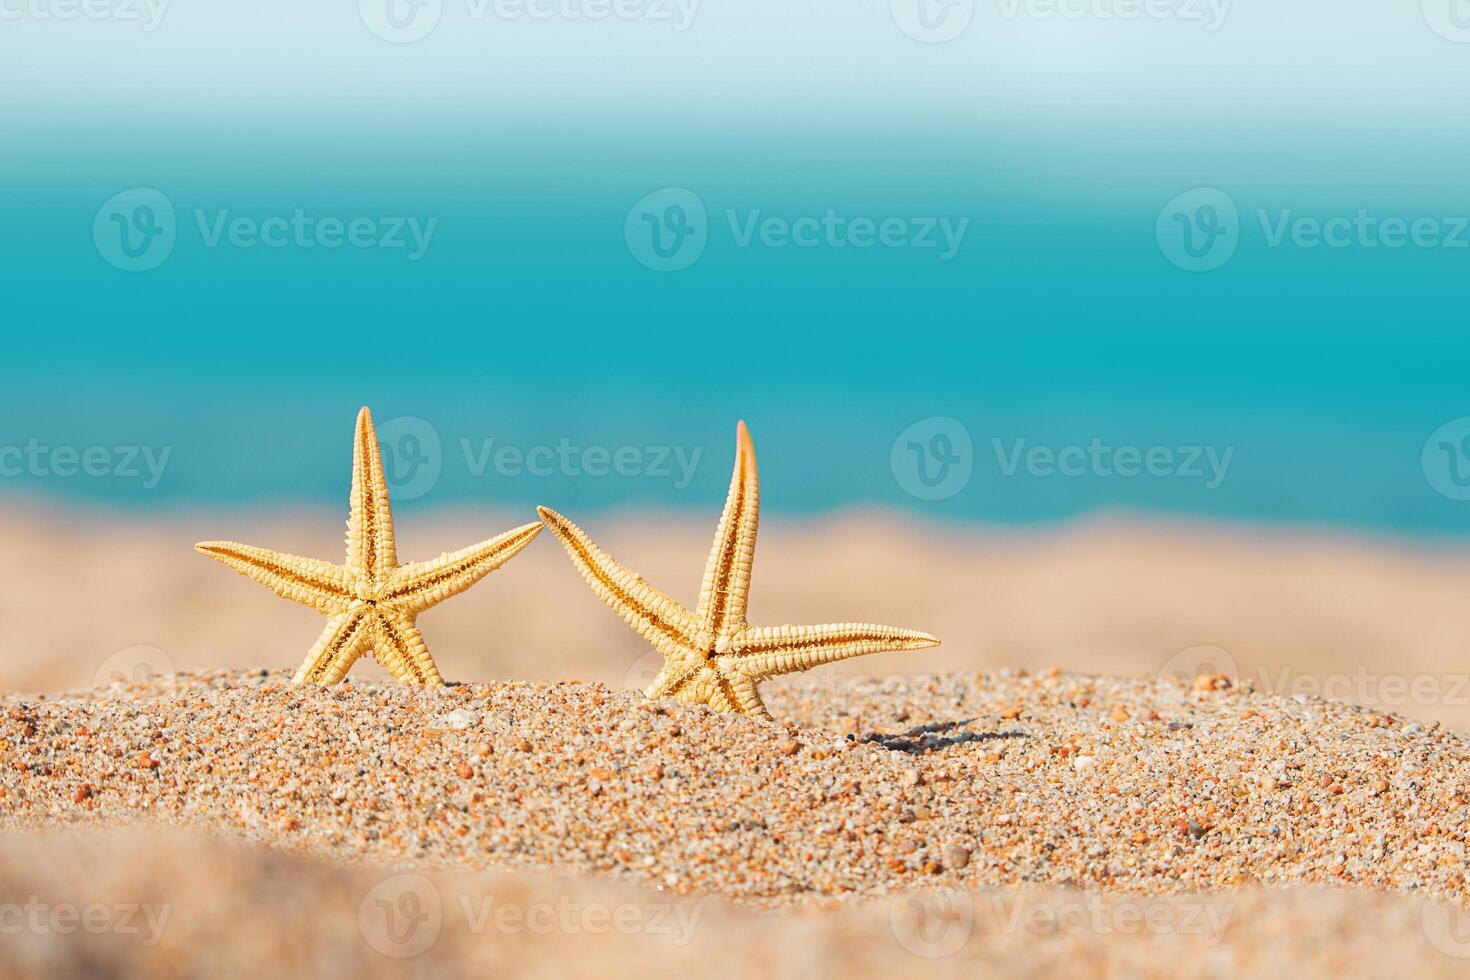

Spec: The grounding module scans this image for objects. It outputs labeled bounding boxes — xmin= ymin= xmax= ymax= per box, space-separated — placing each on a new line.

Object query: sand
xmin=4 ymin=505 xmax=1470 ymax=975
xmin=4 ymin=669 xmax=1470 ymax=975
xmin=0 ymin=832 xmax=1466 ymax=980
xmin=2 ymin=831 xmax=1467 ymax=980
xmin=6 ymin=504 xmax=1470 ymax=731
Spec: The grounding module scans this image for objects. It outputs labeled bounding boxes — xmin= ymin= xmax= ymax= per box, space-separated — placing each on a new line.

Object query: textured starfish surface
xmin=196 ymin=407 xmax=542 ymax=685
xmin=538 ymin=422 xmax=939 ymax=720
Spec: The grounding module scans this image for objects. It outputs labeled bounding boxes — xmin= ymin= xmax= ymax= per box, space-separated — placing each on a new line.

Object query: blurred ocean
xmin=3 ymin=0 xmax=1468 ymax=535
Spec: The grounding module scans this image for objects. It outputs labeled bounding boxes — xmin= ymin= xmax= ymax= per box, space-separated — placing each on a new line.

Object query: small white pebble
xmin=432 ymin=709 xmax=481 ymax=731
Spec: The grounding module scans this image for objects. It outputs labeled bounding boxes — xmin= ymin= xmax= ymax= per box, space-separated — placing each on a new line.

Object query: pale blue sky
xmin=3 ymin=1 xmax=1467 ymax=124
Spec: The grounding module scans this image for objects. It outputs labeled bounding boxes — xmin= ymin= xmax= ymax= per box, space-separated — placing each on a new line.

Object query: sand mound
xmin=10 ymin=506 xmax=1470 ymax=733
xmin=3 ymin=670 xmax=1466 ymax=913
xmin=1 ymin=830 xmax=1468 ymax=979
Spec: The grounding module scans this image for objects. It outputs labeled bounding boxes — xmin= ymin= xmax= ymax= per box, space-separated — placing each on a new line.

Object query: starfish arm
xmin=292 ymin=609 xmax=373 ymax=684
xmin=720 ymin=671 xmax=773 ymax=720
xmin=652 ymin=663 xmax=773 ymax=720
xmin=194 ymin=541 xmax=353 ymax=614
xmin=345 ymin=407 xmax=398 ymax=582
xmin=536 ymin=506 xmax=699 ymax=658
xmin=727 ymin=623 xmax=940 ymax=679
xmin=643 ymin=661 xmax=681 ymax=699
xmin=372 ymin=609 xmax=443 ymax=686
xmin=384 ymin=521 xmax=544 ymax=614
xmin=704 ymin=677 xmax=736 ymax=714
xmin=696 ymin=421 xmax=761 ymax=645
xmin=644 ymin=655 xmax=709 ymax=700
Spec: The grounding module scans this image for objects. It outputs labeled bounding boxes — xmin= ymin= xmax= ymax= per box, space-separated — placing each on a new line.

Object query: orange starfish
xmin=538 ymin=422 xmax=939 ymax=719
xmin=196 ymin=407 xmax=541 ymax=685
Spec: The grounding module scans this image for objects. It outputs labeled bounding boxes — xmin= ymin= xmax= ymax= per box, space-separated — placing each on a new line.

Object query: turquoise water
xmin=4 ymin=10 xmax=1470 ymax=535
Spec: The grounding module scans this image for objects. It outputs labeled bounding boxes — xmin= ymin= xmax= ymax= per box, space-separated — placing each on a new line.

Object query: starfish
xmin=196 ymin=407 xmax=542 ymax=685
xmin=537 ymin=422 xmax=939 ymax=720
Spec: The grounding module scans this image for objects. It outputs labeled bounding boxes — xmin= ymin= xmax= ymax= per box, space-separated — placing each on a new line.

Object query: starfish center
xmin=354 ymin=581 xmax=385 ymax=604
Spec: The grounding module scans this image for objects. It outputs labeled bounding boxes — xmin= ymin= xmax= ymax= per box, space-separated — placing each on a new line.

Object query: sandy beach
xmin=6 ymin=504 xmax=1470 ymax=731
xmin=4 ymin=668 xmax=1470 ymax=976
xmin=10 ymin=0 xmax=1465 ymax=969
xmin=3 ymin=505 xmax=1470 ymax=974
xmin=4 ymin=830 xmax=1467 ymax=979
